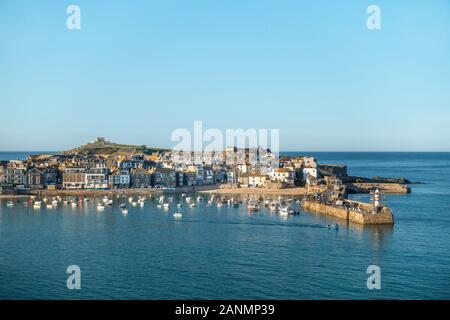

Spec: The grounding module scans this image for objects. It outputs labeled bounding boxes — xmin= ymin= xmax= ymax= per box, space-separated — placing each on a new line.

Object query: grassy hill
xmin=64 ymin=138 xmax=169 ymax=156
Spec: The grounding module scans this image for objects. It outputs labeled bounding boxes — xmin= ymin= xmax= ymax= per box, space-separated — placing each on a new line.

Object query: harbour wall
xmin=301 ymin=200 xmax=394 ymax=225
xmin=346 ymin=183 xmax=410 ymax=194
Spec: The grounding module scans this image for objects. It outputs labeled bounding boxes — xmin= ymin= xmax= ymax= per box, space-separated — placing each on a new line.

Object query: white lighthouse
xmin=371 ymin=188 xmax=383 ymax=214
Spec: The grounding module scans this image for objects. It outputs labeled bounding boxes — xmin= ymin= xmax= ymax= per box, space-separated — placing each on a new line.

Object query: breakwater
xmin=346 ymin=182 xmax=410 ymax=194
xmin=301 ymin=199 xmax=394 ymax=225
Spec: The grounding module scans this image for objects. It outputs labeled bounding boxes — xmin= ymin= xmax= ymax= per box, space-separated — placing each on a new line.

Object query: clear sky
xmin=1 ymin=0 xmax=449 ymax=151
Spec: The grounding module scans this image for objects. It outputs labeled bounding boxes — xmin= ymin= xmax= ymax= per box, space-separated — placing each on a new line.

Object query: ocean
xmin=0 ymin=152 xmax=449 ymax=299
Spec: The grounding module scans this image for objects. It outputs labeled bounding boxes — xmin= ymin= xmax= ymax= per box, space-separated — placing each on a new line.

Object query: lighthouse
xmin=371 ymin=188 xmax=383 ymax=214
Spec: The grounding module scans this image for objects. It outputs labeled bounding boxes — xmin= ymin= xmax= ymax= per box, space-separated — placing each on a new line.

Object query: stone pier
xmin=301 ymin=199 xmax=394 ymax=225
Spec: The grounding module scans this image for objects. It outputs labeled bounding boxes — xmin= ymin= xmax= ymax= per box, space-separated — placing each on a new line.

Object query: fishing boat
xmin=173 ymin=212 xmax=182 ymax=219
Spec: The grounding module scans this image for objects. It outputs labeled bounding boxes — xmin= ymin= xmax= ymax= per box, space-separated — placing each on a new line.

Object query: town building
xmin=63 ymin=167 xmax=87 ymax=189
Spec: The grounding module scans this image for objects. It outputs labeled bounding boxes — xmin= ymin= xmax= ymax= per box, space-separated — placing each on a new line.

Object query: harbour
xmin=1 ymin=152 xmax=449 ymax=299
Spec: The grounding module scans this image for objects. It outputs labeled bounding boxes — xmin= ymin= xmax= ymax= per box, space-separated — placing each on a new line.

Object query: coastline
xmin=1 ymin=185 xmax=308 ymax=198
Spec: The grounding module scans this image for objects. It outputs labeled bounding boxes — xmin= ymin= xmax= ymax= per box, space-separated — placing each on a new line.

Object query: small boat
xmin=105 ymin=199 xmax=113 ymax=206
xmin=279 ymin=207 xmax=289 ymax=217
xmin=120 ymin=203 xmax=127 ymax=209
xmin=157 ymin=204 xmax=162 ymax=209
xmin=217 ymin=202 xmax=223 ymax=208
xmin=189 ymin=203 xmax=196 ymax=208
xmin=71 ymin=202 xmax=77 ymax=208
xmin=128 ymin=197 xmax=134 ymax=203
xmin=131 ymin=202 xmax=138 ymax=207
xmin=33 ymin=200 xmax=42 ymax=209
xmin=121 ymin=208 xmax=129 ymax=215
xmin=6 ymin=200 xmax=14 ymax=207
xmin=173 ymin=212 xmax=182 ymax=219
xmin=327 ymin=224 xmax=340 ymax=230
xmin=51 ymin=200 xmax=58 ymax=206
xmin=162 ymin=203 xmax=170 ymax=209
xmin=97 ymin=203 xmax=105 ymax=211
xmin=84 ymin=198 xmax=90 ymax=203
xmin=177 ymin=203 xmax=182 ymax=208
xmin=46 ymin=204 xmax=53 ymax=209
xmin=139 ymin=201 xmax=145 ymax=207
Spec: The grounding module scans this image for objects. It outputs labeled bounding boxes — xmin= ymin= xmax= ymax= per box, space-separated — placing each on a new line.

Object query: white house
xmin=269 ymin=168 xmax=294 ymax=186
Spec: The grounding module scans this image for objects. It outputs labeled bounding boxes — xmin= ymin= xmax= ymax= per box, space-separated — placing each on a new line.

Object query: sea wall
xmin=301 ymin=200 xmax=394 ymax=225
xmin=346 ymin=183 xmax=410 ymax=194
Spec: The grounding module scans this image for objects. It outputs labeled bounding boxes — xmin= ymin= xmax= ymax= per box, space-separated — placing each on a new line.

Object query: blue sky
xmin=1 ymin=0 xmax=449 ymax=151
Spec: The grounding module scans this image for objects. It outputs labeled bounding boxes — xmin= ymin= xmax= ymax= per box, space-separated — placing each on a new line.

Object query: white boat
xmin=121 ymin=208 xmax=129 ymax=215
xmin=97 ymin=203 xmax=105 ymax=211
xmin=128 ymin=197 xmax=134 ymax=203
xmin=71 ymin=202 xmax=77 ymax=208
xmin=177 ymin=203 xmax=182 ymax=208
xmin=139 ymin=201 xmax=145 ymax=207
xmin=189 ymin=203 xmax=196 ymax=208
xmin=6 ymin=200 xmax=14 ymax=207
xmin=84 ymin=198 xmax=90 ymax=203
xmin=217 ymin=202 xmax=223 ymax=208
xmin=105 ymin=199 xmax=113 ymax=206
xmin=46 ymin=204 xmax=53 ymax=209
xmin=279 ymin=207 xmax=289 ymax=216
xmin=162 ymin=203 xmax=170 ymax=208
xmin=51 ymin=200 xmax=58 ymax=206
xmin=173 ymin=212 xmax=182 ymax=219
xmin=157 ymin=204 xmax=162 ymax=209
xmin=33 ymin=200 xmax=42 ymax=209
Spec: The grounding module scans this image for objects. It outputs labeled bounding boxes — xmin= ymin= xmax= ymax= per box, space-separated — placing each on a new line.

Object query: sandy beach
xmin=199 ymin=187 xmax=307 ymax=196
